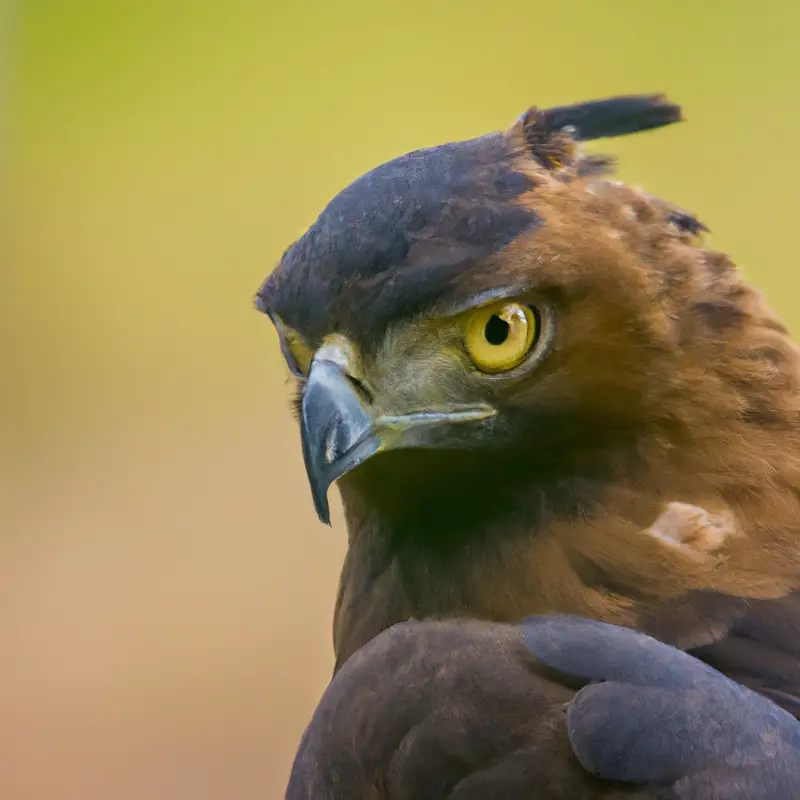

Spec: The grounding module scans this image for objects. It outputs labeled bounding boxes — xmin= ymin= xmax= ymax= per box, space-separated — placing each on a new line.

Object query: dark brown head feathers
xmin=258 ymin=94 xmax=686 ymax=345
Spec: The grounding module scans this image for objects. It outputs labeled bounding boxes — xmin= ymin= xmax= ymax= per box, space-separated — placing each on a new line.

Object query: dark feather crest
xmin=532 ymin=94 xmax=683 ymax=141
xmin=521 ymin=94 xmax=682 ymax=171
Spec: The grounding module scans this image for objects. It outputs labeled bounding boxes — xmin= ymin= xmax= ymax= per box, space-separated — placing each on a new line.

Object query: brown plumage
xmin=257 ymin=94 xmax=800 ymax=796
xmin=287 ymin=616 xmax=800 ymax=798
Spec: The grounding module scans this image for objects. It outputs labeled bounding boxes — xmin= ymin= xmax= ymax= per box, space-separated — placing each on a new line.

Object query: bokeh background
xmin=4 ymin=1 xmax=800 ymax=797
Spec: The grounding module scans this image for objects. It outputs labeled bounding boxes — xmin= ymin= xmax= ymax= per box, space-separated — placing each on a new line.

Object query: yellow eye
xmin=284 ymin=330 xmax=314 ymax=377
xmin=464 ymin=302 xmax=539 ymax=373
xmin=268 ymin=313 xmax=315 ymax=377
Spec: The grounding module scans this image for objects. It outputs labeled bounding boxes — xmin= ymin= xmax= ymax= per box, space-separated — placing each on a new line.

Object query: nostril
xmin=346 ymin=374 xmax=374 ymax=405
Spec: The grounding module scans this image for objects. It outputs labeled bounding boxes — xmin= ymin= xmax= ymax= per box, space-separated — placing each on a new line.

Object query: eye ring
xmin=463 ymin=302 xmax=542 ymax=374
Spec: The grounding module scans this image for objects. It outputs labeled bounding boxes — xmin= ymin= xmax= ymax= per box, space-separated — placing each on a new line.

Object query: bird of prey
xmin=256 ymin=95 xmax=800 ymax=795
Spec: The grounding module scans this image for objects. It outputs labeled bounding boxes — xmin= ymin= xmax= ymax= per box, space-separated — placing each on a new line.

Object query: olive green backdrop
xmin=4 ymin=1 xmax=799 ymax=797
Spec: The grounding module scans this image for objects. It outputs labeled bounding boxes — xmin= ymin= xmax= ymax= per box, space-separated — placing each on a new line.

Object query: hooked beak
xmin=300 ymin=353 xmax=495 ymax=525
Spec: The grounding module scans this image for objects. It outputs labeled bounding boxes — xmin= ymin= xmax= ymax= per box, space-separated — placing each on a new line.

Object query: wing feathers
xmin=287 ymin=617 xmax=800 ymax=799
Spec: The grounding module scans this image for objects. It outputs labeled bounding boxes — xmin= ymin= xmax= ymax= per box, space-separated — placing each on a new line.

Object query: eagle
xmin=256 ymin=95 xmax=800 ymax=796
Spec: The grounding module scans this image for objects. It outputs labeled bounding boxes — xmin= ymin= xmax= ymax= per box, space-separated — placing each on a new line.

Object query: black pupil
xmin=485 ymin=314 xmax=510 ymax=346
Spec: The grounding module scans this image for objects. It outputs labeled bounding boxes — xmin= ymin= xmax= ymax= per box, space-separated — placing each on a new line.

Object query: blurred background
xmin=3 ymin=1 xmax=800 ymax=797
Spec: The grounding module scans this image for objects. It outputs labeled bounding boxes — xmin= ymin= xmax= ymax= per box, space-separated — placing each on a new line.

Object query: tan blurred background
xmin=3 ymin=1 xmax=800 ymax=797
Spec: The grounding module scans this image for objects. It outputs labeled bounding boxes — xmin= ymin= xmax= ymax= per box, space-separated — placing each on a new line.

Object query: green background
xmin=4 ymin=2 xmax=800 ymax=796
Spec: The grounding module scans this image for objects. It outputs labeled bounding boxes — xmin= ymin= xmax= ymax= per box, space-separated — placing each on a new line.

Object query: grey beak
xmin=300 ymin=359 xmax=380 ymax=524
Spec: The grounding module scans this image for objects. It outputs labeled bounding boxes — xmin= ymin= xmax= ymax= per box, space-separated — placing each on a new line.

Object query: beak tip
xmin=300 ymin=358 xmax=375 ymax=530
xmin=311 ymin=487 xmax=332 ymax=526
